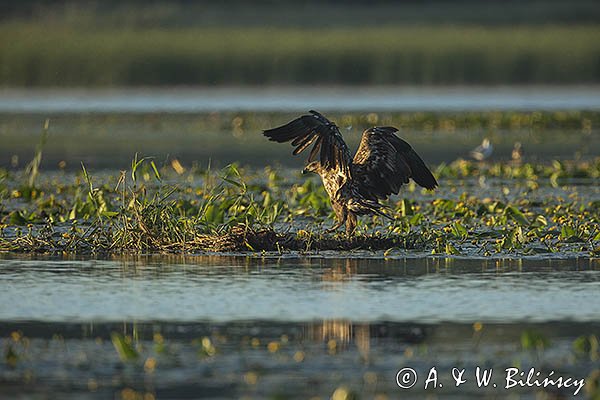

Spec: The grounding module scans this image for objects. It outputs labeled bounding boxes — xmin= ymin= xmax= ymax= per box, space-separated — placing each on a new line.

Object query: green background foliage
xmin=1 ymin=0 xmax=599 ymax=86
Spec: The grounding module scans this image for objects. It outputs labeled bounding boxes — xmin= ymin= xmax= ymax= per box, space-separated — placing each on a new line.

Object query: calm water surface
xmin=1 ymin=86 xmax=599 ymax=113
xmin=1 ymin=256 xmax=599 ymax=323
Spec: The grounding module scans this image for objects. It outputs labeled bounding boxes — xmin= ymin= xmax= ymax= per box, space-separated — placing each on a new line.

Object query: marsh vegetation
xmin=1 ymin=147 xmax=598 ymax=256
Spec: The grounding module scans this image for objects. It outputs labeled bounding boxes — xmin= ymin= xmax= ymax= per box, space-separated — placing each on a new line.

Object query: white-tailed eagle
xmin=263 ymin=110 xmax=438 ymax=234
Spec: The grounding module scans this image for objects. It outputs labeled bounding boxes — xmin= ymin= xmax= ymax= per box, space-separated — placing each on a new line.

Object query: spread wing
xmin=262 ymin=110 xmax=352 ymax=174
xmin=352 ymin=127 xmax=438 ymax=200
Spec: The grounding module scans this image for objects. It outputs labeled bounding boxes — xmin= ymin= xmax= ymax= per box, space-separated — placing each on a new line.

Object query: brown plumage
xmin=263 ymin=110 xmax=438 ymax=234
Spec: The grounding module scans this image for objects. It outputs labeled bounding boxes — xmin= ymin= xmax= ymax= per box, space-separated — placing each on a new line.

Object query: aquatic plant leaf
xmin=510 ymin=226 xmax=525 ymax=247
xmin=203 ymin=204 xmax=224 ymax=225
xmin=445 ymin=243 xmax=460 ymax=255
xmin=111 ymin=333 xmax=138 ymax=361
xmin=409 ymin=213 xmax=424 ymax=225
xmin=5 ymin=344 xmax=18 ymax=367
xmin=506 ymin=206 xmax=530 ymax=226
xmin=573 ymin=335 xmax=599 ymax=356
xmin=560 ymin=225 xmax=577 ymax=240
xmin=8 ymin=211 xmax=29 ymax=225
xmin=451 ymin=222 xmax=468 ymax=239
xmin=521 ymin=330 xmax=550 ymax=350
xmin=532 ymin=215 xmax=548 ymax=227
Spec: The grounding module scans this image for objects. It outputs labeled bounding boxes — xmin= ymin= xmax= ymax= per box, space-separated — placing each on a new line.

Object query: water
xmin=1 ymin=84 xmax=599 ymax=398
xmin=1 ymin=256 xmax=599 ymax=399
xmin=2 ymin=86 xmax=600 ymax=113
xmin=2 ymin=87 xmax=598 ymax=169
xmin=1 ymin=257 xmax=599 ymax=323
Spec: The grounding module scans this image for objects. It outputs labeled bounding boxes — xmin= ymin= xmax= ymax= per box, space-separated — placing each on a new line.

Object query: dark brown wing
xmin=352 ymin=127 xmax=438 ymax=200
xmin=262 ymin=110 xmax=351 ymax=174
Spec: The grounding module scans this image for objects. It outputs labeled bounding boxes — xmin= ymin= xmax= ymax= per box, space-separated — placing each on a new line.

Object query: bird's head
xmin=302 ymin=161 xmax=320 ymax=175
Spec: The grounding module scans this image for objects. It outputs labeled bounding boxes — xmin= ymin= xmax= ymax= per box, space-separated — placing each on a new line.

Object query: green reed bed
xmin=0 ymin=156 xmax=598 ymax=256
xmin=1 ymin=25 xmax=599 ymax=86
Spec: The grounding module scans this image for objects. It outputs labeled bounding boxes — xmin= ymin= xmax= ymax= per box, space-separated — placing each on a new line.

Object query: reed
xmin=1 ymin=25 xmax=598 ymax=86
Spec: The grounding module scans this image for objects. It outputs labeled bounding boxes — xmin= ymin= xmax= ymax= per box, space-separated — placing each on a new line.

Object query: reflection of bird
xmin=263 ymin=110 xmax=438 ymax=234
xmin=512 ymin=142 xmax=523 ymax=162
xmin=470 ymin=138 xmax=494 ymax=161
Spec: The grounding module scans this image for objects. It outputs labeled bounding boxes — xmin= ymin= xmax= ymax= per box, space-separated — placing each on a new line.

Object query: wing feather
xmin=352 ymin=127 xmax=438 ymax=200
xmin=290 ymin=130 xmax=313 ymax=146
xmin=308 ymin=137 xmax=322 ymax=162
xmin=292 ymin=133 xmax=318 ymax=154
xmin=263 ymin=110 xmax=351 ymax=173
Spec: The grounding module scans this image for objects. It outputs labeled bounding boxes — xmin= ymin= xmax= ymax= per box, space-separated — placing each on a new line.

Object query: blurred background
xmin=1 ymin=0 xmax=599 ymax=86
xmin=0 ymin=0 xmax=599 ymax=169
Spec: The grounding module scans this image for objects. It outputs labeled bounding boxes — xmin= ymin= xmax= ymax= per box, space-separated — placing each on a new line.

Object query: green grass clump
xmin=1 ymin=25 xmax=599 ymax=86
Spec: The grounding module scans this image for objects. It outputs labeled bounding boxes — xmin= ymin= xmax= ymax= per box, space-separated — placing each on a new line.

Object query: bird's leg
xmin=345 ymin=212 xmax=357 ymax=236
xmin=325 ymin=204 xmax=346 ymax=234
xmin=325 ymin=220 xmax=344 ymax=234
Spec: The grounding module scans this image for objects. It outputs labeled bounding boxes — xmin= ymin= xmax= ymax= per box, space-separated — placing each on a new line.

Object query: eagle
xmin=263 ymin=110 xmax=438 ymax=235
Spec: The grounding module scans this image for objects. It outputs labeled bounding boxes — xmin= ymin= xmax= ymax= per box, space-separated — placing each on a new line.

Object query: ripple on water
xmin=1 ymin=256 xmax=599 ymax=323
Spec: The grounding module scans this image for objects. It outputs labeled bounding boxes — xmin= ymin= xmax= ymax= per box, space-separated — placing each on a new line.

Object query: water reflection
xmin=1 ymin=254 xmax=599 ymax=398
xmin=1 ymin=320 xmax=598 ymax=399
xmin=1 ymin=255 xmax=599 ymax=323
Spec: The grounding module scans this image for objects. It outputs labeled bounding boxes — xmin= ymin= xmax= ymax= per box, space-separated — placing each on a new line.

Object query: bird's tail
xmin=348 ymin=197 xmax=393 ymax=220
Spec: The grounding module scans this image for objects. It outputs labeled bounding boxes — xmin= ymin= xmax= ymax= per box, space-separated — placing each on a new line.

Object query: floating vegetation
xmin=2 ymin=321 xmax=599 ymax=399
xmin=0 ymin=153 xmax=598 ymax=256
xmin=111 ymin=332 xmax=139 ymax=362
